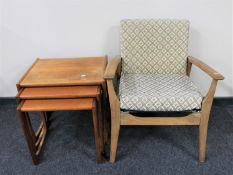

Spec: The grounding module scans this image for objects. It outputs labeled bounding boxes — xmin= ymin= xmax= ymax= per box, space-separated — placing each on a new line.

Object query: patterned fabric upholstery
xmin=119 ymin=74 xmax=203 ymax=111
xmin=120 ymin=19 xmax=190 ymax=74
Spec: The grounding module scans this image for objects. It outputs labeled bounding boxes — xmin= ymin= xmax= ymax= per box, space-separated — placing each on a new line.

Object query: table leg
xmin=18 ymin=110 xmax=48 ymax=165
xmin=92 ymin=101 xmax=101 ymax=163
xmin=97 ymin=95 xmax=104 ymax=154
xmin=17 ymin=111 xmax=38 ymax=165
xmin=103 ymin=89 xmax=110 ymax=145
xmin=35 ymin=112 xmax=48 ymax=156
xmin=25 ymin=112 xmax=36 ymax=144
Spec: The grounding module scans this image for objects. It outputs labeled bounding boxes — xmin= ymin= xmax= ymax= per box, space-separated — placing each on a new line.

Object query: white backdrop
xmin=0 ymin=0 xmax=232 ymax=97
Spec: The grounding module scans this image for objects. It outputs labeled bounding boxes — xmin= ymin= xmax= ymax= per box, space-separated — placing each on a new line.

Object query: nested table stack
xmin=16 ymin=57 xmax=108 ymax=165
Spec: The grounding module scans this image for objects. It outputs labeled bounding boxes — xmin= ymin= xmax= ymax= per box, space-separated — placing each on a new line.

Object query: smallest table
xmin=17 ymin=97 xmax=101 ymax=164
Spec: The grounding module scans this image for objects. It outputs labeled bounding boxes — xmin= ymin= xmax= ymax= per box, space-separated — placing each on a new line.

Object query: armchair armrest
xmin=187 ymin=56 xmax=224 ymax=80
xmin=104 ymin=56 xmax=121 ymax=80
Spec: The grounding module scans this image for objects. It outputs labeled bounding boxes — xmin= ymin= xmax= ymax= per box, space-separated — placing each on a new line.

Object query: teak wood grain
xmin=19 ymin=86 xmax=100 ymax=99
xmin=19 ymin=99 xmax=95 ymax=112
xmin=16 ymin=58 xmax=39 ymax=91
xmin=18 ymin=57 xmax=107 ymax=87
xmin=16 ymin=56 xmax=108 ymax=164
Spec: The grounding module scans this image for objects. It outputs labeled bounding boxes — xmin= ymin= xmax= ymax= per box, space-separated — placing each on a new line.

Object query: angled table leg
xmin=17 ymin=107 xmax=48 ymax=165
xmin=92 ymin=100 xmax=102 ymax=163
xmin=17 ymin=111 xmax=38 ymax=165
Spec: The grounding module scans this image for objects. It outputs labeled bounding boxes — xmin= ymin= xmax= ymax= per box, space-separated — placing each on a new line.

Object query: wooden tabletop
xmin=18 ymin=57 xmax=107 ymax=87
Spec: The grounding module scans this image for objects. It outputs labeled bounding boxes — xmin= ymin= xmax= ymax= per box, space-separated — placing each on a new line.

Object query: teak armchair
xmin=104 ymin=19 xmax=224 ymax=163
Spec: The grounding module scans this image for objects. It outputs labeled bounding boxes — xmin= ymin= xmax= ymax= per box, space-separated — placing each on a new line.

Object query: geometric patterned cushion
xmin=119 ymin=74 xmax=203 ymax=112
xmin=120 ymin=19 xmax=190 ymax=74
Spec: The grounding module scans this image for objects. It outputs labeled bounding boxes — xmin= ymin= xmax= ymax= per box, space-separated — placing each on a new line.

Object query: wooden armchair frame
xmin=104 ymin=55 xmax=224 ymax=163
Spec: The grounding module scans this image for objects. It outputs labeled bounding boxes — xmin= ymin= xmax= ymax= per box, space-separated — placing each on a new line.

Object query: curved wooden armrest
xmin=187 ymin=56 xmax=224 ymax=80
xmin=104 ymin=56 xmax=121 ymax=80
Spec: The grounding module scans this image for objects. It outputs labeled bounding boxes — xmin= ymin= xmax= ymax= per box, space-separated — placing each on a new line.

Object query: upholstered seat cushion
xmin=119 ymin=74 xmax=203 ymax=112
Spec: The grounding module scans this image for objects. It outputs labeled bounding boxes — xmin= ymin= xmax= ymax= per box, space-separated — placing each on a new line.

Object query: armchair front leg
xmin=104 ymin=56 xmax=122 ymax=163
xmin=187 ymin=56 xmax=224 ymax=162
xmin=199 ymin=79 xmax=218 ymax=162
xmin=107 ymin=80 xmax=121 ymax=163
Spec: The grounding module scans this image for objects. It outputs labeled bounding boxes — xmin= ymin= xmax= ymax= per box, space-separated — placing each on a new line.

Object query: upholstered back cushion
xmin=120 ymin=19 xmax=190 ymax=74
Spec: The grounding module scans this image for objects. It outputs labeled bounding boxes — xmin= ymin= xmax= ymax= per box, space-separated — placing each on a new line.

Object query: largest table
xmin=16 ymin=56 xmax=108 ymax=164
